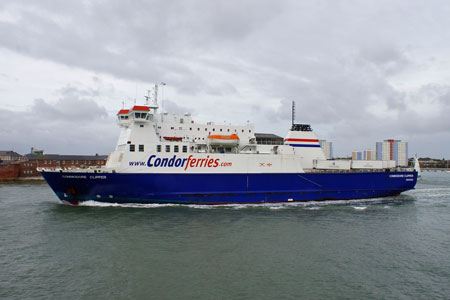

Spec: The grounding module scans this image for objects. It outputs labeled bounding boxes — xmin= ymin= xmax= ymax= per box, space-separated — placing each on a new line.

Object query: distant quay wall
xmin=0 ymin=163 xmax=20 ymax=179
xmin=422 ymin=168 xmax=450 ymax=171
xmin=0 ymin=176 xmax=44 ymax=183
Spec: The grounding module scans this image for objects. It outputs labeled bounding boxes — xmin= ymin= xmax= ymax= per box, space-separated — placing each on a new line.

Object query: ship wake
xmin=70 ymin=197 xmax=403 ymax=210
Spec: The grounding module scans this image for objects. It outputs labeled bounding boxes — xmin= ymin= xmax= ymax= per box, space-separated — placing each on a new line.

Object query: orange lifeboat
xmin=207 ymin=134 xmax=239 ymax=145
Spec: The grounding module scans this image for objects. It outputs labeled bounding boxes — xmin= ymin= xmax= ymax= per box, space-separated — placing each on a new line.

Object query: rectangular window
xmin=157 ymin=145 xmax=161 ymax=152
xmin=166 ymin=145 xmax=170 ymax=152
xmin=130 ymin=144 xmax=135 ymax=152
xmin=139 ymin=144 xmax=144 ymax=152
xmin=174 ymin=145 xmax=179 ymax=152
xmin=182 ymin=145 xmax=188 ymax=153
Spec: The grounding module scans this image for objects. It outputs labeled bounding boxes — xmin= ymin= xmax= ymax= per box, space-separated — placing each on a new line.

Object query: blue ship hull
xmin=40 ymin=171 xmax=417 ymax=205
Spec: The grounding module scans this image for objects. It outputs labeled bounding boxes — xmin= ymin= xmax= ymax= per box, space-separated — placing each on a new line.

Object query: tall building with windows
xmin=319 ymin=140 xmax=333 ymax=159
xmin=352 ymin=151 xmax=362 ymax=160
xmin=376 ymin=139 xmax=408 ymax=166
xmin=364 ymin=149 xmax=376 ymax=160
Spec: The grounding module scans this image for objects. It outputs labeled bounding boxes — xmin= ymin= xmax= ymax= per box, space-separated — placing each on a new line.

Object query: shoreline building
xmin=352 ymin=151 xmax=362 ymax=160
xmin=352 ymin=149 xmax=376 ymax=161
xmin=376 ymin=139 xmax=408 ymax=167
xmin=0 ymin=151 xmax=22 ymax=162
xmin=0 ymin=148 xmax=108 ymax=180
xmin=255 ymin=133 xmax=284 ymax=145
xmin=364 ymin=149 xmax=376 ymax=160
xmin=319 ymin=140 xmax=333 ymax=159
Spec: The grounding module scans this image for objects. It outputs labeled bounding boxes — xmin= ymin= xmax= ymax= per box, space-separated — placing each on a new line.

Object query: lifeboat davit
xmin=208 ymin=134 xmax=239 ymax=145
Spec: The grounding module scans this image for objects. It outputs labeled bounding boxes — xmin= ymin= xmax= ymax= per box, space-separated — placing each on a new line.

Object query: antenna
xmin=160 ymin=82 xmax=166 ymax=112
xmin=144 ymin=90 xmax=151 ymax=105
xmin=154 ymin=84 xmax=159 ymax=106
xmin=292 ymin=100 xmax=296 ymax=126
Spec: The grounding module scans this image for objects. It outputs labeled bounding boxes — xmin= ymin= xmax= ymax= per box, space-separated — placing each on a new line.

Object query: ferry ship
xmin=40 ymin=85 xmax=418 ymax=205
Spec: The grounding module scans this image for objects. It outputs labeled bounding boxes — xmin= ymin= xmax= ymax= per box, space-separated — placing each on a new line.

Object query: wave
xmin=70 ymin=197 xmax=396 ymax=210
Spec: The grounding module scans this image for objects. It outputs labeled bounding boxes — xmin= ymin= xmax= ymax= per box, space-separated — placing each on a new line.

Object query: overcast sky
xmin=1 ymin=0 xmax=450 ymax=158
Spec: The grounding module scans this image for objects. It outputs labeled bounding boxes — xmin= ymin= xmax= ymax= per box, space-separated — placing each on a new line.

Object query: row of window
xmin=134 ymin=112 xmax=148 ymax=119
xmin=129 ymin=144 xmax=188 ymax=153
xmin=168 ymin=127 xmax=252 ymax=133
xmin=118 ymin=113 xmax=152 ymax=120
xmin=157 ymin=145 xmax=188 ymax=153
xmin=129 ymin=144 xmax=145 ymax=152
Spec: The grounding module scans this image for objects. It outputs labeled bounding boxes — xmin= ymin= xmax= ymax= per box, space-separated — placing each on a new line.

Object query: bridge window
xmin=139 ymin=145 xmax=144 ymax=152
xmin=182 ymin=145 xmax=187 ymax=153
xmin=134 ymin=112 xmax=147 ymax=119
xmin=156 ymin=145 xmax=161 ymax=152
xmin=129 ymin=144 xmax=135 ymax=152
xmin=174 ymin=145 xmax=179 ymax=152
xmin=166 ymin=145 xmax=170 ymax=152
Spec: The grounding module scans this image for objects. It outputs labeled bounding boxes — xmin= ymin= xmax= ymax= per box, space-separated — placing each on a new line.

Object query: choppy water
xmin=0 ymin=172 xmax=449 ymax=300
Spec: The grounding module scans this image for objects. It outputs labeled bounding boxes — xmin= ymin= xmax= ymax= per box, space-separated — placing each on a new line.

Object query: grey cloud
xmin=31 ymin=88 xmax=107 ymax=122
xmin=0 ymin=86 xmax=116 ymax=155
xmin=0 ymin=0 xmax=284 ymax=95
xmin=163 ymin=99 xmax=194 ymax=116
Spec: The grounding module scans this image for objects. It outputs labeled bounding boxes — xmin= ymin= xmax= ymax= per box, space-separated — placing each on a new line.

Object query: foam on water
xmin=72 ymin=197 xmax=391 ymax=210
xmin=304 ymin=206 xmax=322 ymax=210
xmin=76 ymin=200 xmax=179 ymax=209
xmin=352 ymin=206 xmax=367 ymax=210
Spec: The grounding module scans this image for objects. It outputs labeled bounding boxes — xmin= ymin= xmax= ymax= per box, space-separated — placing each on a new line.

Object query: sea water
xmin=0 ymin=171 xmax=449 ymax=299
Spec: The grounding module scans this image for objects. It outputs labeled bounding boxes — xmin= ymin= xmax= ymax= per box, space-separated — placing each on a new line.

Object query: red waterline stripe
xmin=284 ymin=138 xmax=319 ymax=142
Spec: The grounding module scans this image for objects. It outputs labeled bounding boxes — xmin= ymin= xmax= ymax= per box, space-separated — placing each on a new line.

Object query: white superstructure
xmin=101 ymin=85 xmax=401 ymax=175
